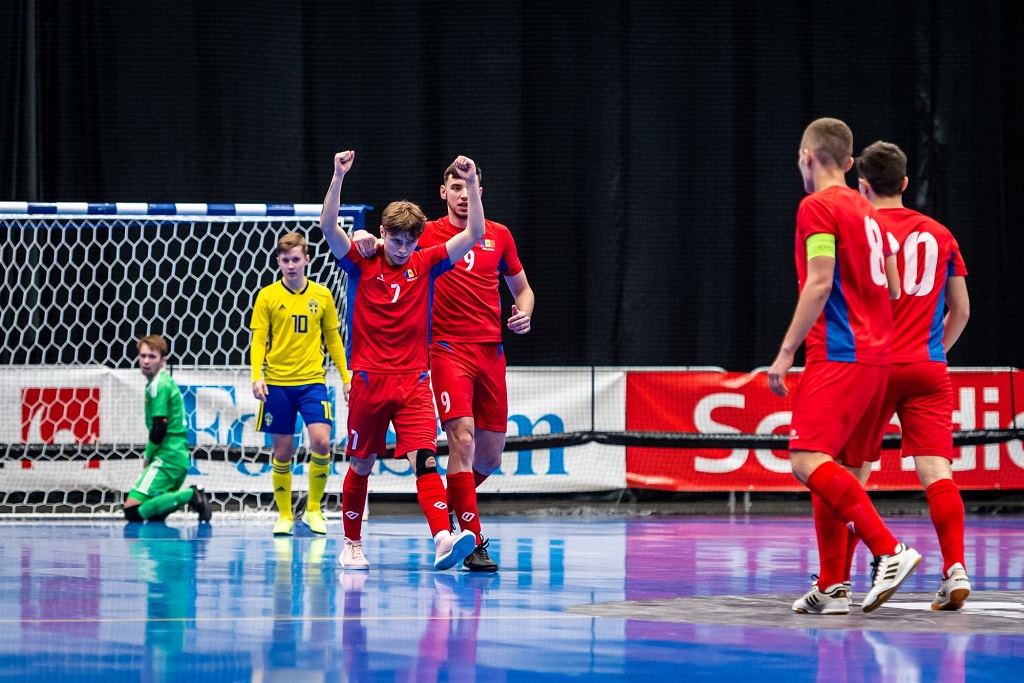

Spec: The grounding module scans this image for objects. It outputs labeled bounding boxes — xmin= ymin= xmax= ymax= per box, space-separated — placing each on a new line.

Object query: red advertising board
xmin=626 ymin=369 xmax=1024 ymax=491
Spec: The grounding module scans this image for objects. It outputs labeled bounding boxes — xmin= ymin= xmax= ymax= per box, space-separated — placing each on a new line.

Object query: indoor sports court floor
xmin=1 ymin=514 xmax=1022 ymax=681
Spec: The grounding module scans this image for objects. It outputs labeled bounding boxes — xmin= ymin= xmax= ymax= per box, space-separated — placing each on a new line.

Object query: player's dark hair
xmin=381 ymin=201 xmax=427 ymax=239
xmin=801 ymin=118 xmax=853 ymax=170
xmin=443 ymin=162 xmax=482 ymax=185
xmin=856 ymin=141 xmax=908 ymax=198
xmin=136 ymin=334 xmax=169 ymax=358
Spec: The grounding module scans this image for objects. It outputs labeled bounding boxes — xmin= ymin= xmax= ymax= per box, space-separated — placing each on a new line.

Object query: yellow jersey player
xmin=250 ymin=231 xmax=351 ymax=536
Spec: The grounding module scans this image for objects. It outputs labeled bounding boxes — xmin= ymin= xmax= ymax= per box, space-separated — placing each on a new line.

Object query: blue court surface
xmin=1 ymin=514 xmax=1022 ymax=681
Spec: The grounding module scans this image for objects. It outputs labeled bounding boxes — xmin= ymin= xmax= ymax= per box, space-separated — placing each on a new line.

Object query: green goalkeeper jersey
xmin=145 ymin=370 xmax=189 ymax=461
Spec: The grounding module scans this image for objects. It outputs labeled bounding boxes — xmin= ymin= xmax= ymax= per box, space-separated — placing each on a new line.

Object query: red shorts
xmin=880 ymin=362 xmax=954 ymax=461
xmin=790 ymin=361 xmax=890 ymax=467
xmin=429 ymin=341 xmax=508 ymax=432
xmin=345 ymin=371 xmax=438 ymax=459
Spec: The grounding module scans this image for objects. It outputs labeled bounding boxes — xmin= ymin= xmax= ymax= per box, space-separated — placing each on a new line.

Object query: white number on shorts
xmin=390 ymin=283 xmax=401 ymax=303
xmin=900 ymin=231 xmax=939 ymax=297
xmin=864 ymin=216 xmax=887 ymax=287
xmin=349 ymin=429 xmax=359 ymax=450
xmin=440 ymin=391 xmax=451 ymax=414
xmin=463 ymin=250 xmax=475 ymax=271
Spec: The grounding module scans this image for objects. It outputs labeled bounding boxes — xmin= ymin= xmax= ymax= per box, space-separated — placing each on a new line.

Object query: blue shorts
xmin=256 ymin=383 xmax=333 ymax=435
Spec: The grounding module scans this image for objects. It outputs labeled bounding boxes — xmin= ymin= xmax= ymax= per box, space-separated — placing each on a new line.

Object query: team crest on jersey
xmin=307 ymin=299 xmax=319 ymax=316
xmin=405 ymin=268 xmax=417 ymax=280
xmin=479 ymin=238 xmax=495 ymax=251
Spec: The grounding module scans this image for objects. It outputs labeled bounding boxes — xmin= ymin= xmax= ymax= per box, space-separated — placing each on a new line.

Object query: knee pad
xmin=123 ymin=505 xmax=143 ymax=522
xmin=415 ymin=449 xmax=437 ymax=477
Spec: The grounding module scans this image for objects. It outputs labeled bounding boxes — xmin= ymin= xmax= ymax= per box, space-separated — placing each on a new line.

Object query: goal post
xmin=0 ymin=202 xmax=370 ymax=516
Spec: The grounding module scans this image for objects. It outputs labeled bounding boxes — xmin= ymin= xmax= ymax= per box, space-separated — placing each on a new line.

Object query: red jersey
xmin=878 ymin=207 xmax=968 ymax=363
xmin=419 ymin=217 xmax=524 ymax=343
xmin=338 ymin=242 xmax=454 ymax=373
xmin=795 ymin=185 xmax=892 ymax=364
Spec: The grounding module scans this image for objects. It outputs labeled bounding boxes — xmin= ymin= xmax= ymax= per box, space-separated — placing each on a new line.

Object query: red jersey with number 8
xmin=419 ymin=217 xmax=524 ymax=343
xmin=795 ymin=185 xmax=892 ymax=365
xmin=878 ymin=207 xmax=967 ymax=363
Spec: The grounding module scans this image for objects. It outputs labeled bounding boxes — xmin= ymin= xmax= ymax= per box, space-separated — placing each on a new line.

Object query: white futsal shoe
xmin=932 ymin=563 xmax=971 ymax=611
xmin=862 ymin=544 xmax=922 ymax=613
xmin=340 ymin=537 xmax=370 ymax=570
xmin=792 ymin=579 xmax=850 ymax=615
xmin=433 ymin=529 xmax=477 ymax=570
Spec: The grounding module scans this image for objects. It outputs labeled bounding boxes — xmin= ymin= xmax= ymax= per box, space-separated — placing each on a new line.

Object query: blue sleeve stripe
xmin=0 ymin=202 xmax=372 ymax=218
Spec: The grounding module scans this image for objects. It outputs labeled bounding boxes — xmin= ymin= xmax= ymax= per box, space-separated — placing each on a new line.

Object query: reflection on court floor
xmin=0 ymin=516 xmax=1021 ymax=681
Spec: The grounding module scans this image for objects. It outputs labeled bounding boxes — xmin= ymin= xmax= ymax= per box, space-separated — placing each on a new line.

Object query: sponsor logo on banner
xmin=20 ymin=388 xmax=101 ymax=444
xmin=625 ymin=369 xmax=1024 ymax=491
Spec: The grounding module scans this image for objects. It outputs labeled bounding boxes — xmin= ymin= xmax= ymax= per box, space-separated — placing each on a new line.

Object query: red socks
xmin=926 ymin=478 xmax=966 ymax=575
xmin=416 ymin=472 xmax=452 ymax=537
xmin=806 ymin=460 xmax=899 ymax=558
xmin=473 ymin=470 xmax=489 ymax=488
xmin=447 ymin=471 xmax=483 ymax=542
xmin=342 ymin=468 xmax=369 ymax=541
xmin=811 ymin=493 xmax=852 ymax=589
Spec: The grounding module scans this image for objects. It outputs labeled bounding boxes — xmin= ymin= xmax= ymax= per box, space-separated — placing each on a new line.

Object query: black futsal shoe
xmin=189 ymin=485 xmax=213 ymax=523
xmin=463 ymin=538 xmax=499 ymax=572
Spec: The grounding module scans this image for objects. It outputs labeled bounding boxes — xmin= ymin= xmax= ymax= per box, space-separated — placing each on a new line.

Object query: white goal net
xmin=0 ymin=202 xmax=370 ymax=517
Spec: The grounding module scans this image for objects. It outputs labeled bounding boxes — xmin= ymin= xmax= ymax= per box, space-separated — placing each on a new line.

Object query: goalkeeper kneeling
xmin=123 ymin=334 xmax=212 ymax=524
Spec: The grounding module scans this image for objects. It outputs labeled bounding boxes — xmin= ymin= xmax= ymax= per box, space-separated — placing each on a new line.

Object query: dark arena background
xmin=2 ymin=2 xmax=1023 ymax=682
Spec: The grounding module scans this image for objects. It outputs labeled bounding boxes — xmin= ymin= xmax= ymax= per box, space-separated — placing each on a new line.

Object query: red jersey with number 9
xmin=795 ymin=185 xmax=892 ymax=365
xmin=419 ymin=217 xmax=524 ymax=343
xmin=877 ymin=207 xmax=967 ymax=363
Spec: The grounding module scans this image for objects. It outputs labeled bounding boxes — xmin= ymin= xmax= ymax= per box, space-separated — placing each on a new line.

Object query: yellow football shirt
xmin=250 ymin=280 xmax=342 ymax=385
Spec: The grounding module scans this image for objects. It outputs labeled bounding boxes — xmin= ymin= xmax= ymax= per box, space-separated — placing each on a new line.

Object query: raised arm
xmin=319 ymin=151 xmax=356 ymax=259
xmin=443 ymin=156 xmax=486 ymax=262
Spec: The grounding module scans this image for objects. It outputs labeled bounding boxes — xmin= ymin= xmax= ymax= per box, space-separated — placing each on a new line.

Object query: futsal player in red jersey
xmin=353 ymin=162 xmax=534 ymax=572
xmin=767 ymin=118 xmax=921 ymax=615
xmin=420 ymin=163 xmax=534 ymax=571
xmin=853 ymin=140 xmax=971 ymax=610
xmin=318 ymin=150 xmax=484 ymax=571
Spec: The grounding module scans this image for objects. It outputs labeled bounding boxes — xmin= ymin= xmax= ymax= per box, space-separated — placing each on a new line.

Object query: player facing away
xmin=319 ymin=150 xmax=483 ymax=571
xmin=767 ymin=118 xmax=921 ymax=615
xmin=250 ymin=232 xmax=352 ymax=537
xmin=854 ymin=140 xmax=971 ymax=610
xmin=123 ymin=335 xmax=212 ymax=524
xmin=353 ymin=162 xmax=535 ymax=572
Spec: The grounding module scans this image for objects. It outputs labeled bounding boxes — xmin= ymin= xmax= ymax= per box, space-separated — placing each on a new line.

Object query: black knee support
xmin=414 ymin=449 xmax=437 ymax=477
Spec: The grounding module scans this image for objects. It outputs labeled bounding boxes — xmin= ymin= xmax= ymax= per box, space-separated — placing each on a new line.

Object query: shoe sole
xmin=862 ymin=552 xmax=922 ymax=613
xmin=434 ymin=532 xmax=477 ymax=570
xmin=932 ymin=587 xmax=971 ymax=611
xmin=341 ymin=561 xmax=370 ymax=570
xmin=793 ymin=606 xmax=849 ymax=615
xmin=462 ymin=563 xmax=499 ymax=573
xmin=301 ymin=514 xmax=327 ymax=536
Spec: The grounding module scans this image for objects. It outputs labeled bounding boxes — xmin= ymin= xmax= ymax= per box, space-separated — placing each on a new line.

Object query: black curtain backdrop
xmin=3 ymin=1 xmax=1021 ymax=370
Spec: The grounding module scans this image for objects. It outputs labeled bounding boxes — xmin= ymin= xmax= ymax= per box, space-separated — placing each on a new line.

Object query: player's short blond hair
xmin=801 ymin=118 xmax=853 ymax=170
xmin=381 ymin=201 xmax=427 ymax=240
xmin=136 ymin=334 xmax=169 ymax=358
xmin=277 ymin=231 xmax=308 ymax=255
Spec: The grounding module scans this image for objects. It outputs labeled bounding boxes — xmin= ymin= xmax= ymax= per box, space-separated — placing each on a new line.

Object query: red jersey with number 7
xmin=338 ymin=242 xmax=454 ymax=373
xmin=795 ymin=185 xmax=892 ymax=365
xmin=418 ymin=217 xmax=524 ymax=343
xmin=877 ymin=207 xmax=968 ymax=363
